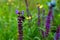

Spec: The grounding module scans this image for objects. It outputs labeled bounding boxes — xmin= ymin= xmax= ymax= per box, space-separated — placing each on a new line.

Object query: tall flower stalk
xmin=41 ymin=8 xmax=45 ymax=38
xmin=25 ymin=0 xmax=30 ymax=17
xmin=42 ymin=8 xmax=45 ymax=26
xmin=16 ymin=10 xmax=25 ymax=40
xmin=25 ymin=0 xmax=32 ymax=27
xmin=37 ymin=3 xmax=40 ymax=26
xmin=45 ymin=0 xmax=56 ymax=37
xmin=45 ymin=5 xmax=53 ymax=37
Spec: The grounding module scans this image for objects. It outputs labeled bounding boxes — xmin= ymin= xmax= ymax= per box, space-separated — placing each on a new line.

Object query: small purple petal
xmin=22 ymin=10 xmax=24 ymax=15
xmin=16 ymin=10 xmax=19 ymax=14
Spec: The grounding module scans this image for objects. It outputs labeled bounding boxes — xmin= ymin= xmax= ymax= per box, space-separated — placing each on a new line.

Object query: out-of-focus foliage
xmin=0 ymin=0 xmax=60 ymax=40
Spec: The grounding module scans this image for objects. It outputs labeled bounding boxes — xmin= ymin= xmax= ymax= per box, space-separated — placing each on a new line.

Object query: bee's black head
xmin=51 ymin=3 xmax=56 ymax=7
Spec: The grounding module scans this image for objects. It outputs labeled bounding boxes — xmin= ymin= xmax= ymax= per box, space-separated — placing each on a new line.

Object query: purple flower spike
xmin=16 ymin=10 xmax=19 ymax=14
xmin=45 ymin=6 xmax=53 ymax=37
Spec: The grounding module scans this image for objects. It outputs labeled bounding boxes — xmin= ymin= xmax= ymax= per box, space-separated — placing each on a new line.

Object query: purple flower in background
xmin=18 ymin=13 xmax=25 ymax=40
xmin=54 ymin=26 xmax=60 ymax=40
xmin=41 ymin=30 xmax=45 ymax=38
xmin=16 ymin=10 xmax=25 ymax=40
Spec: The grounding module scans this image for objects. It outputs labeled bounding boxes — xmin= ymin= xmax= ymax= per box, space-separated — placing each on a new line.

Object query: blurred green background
xmin=0 ymin=0 xmax=60 ymax=40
